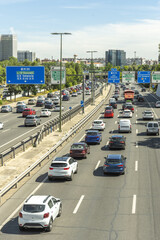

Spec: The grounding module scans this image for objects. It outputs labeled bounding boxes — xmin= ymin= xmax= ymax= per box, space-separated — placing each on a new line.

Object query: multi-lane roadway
xmin=0 ymin=85 xmax=160 ymax=240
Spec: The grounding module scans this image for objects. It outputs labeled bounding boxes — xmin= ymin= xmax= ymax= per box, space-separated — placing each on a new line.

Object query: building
xmin=0 ymin=34 xmax=17 ymax=60
xmin=17 ymin=50 xmax=36 ymax=62
xmin=105 ymin=49 xmax=126 ymax=66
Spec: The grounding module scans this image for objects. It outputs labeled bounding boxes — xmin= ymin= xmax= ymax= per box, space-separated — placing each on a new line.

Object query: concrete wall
xmin=156 ymin=84 xmax=160 ymax=97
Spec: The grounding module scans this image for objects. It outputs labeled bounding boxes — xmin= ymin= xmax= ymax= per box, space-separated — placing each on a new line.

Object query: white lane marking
xmin=115 ymin=121 xmax=117 ymax=124
xmin=73 ymin=195 xmax=85 ymax=214
xmin=2 ymin=129 xmax=10 ymax=133
xmin=145 ymin=96 xmax=158 ymax=119
xmin=132 ymin=195 xmax=137 ymax=214
xmin=0 ymin=125 xmax=42 ymax=149
xmin=136 ymin=129 xmax=138 ymax=135
xmin=0 ymin=176 xmax=48 ymax=230
xmin=79 ymin=134 xmax=85 ymax=142
xmin=136 ymin=142 xmax=138 ymax=148
xmin=106 ymin=141 xmax=109 ymax=145
xmin=136 ymin=120 xmax=137 ymax=124
xmin=95 ymin=160 xmax=101 ymax=170
xmin=135 ymin=161 xmax=138 ymax=171
xmin=136 ymin=109 xmax=137 ymax=112
xmin=112 ymin=129 xmax=114 ymax=133
xmin=136 ymin=114 xmax=137 ymax=118
xmin=117 ymin=115 xmax=119 ymax=118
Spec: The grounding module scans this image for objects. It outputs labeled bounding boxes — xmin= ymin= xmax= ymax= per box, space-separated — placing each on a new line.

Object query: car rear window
xmin=26 ymin=116 xmax=35 ymax=119
xmin=107 ymin=159 xmax=121 ymax=164
xmin=51 ymin=163 xmax=67 ymax=167
xmin=86 ymin=132 xmax=98 ymax=136
xmin=71 ymin=144 xmax=84 ymax=149
xmin=105 ymin=110 xmax=112 ymax=113
xmin=23 ymin=204 xmax=45 ymax=213
xmin=93 ymin=121 xmax=102 ymax=124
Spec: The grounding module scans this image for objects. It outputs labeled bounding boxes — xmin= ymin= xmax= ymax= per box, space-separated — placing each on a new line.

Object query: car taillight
xmin=101 ymin=123 xmax=104 ymax=126
xmin=120 ymin=141 xmax=124 ymax=143
xmin=70 ymin=150 xmax=72 ymax=154
xmin=82 ymin=150 xmax=85 ymax=153
xmin=19 ymin=212 xmax=23 ymax=218
xmin=118 ymin=165 xmax=123 ymax=167
xmin=130 ymin=125 xmax=132 ymax=128
xmin=43 ymin=212 xmax=50 ymax=218
xmin=96 ymin=137 xmax=99 ymax=139
xmin=118 ymin=125 xmax=120 ymax=129
xmin=104 ymin=164 xmax=109 ymax=167
xmin=109 ymin=141 xmax=113 ymax=143
xmin=64 ymin=167 xmax=70 ymax=170
xmin=49 ymin=167 xmax=54 ymax=170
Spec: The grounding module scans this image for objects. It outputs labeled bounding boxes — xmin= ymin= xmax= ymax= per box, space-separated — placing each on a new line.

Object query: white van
xmin=118 ymin=119 xmax=132 ymax=133
xmin=146 ymin=121 xmax=159 ymax=135
xmin=109 ymin=98 xmax=116 ymax=104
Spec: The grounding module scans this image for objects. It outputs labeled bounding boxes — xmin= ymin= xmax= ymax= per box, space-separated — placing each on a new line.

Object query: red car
xmin=104 ymin=109 xmax=114 ymax=118
xmin=70 ymin=142 xmax=90 ymax=159
xmin=22 ymin=108 xmax=36 ymax=117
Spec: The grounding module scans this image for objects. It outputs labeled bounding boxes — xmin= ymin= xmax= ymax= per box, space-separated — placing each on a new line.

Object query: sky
xmin=1 ymin=0 xmax=160 ymax=60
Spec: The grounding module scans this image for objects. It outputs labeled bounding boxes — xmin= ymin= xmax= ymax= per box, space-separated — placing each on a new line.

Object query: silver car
xmin=24 ymin=115 xmax=41 ymax=126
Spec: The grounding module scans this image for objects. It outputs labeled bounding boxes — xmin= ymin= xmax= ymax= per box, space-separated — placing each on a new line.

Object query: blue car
xmin=85 ymin=130 xmax=102 ymax=144
xmin=103 ymin=154 xmax=126 ymax=175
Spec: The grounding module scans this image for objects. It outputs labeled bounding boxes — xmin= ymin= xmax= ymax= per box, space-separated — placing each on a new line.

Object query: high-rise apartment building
xmin=17 ymin=50 xmax=36 ymax=62
xmin=0 ymin=34 xmax=17 ymax=60
xmin=105 ymin=49 xmax=126 ymax=66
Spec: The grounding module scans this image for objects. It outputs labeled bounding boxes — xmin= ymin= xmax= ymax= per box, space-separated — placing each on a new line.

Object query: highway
xmin=0 ymin=90 xmax=100 ymax=152
xmin=0 ymin=85 xmax=160 ymax=240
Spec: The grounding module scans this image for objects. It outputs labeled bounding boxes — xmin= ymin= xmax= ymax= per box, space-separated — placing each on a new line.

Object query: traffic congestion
xmin=0 ymin=82 xmax=160 ymax=240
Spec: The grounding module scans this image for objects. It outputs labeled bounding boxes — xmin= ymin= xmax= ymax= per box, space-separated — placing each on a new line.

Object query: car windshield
xmin=26 ymin=116 xmax=35 ymax=119
xmin=71 ymin=144 xmax=84 ymax=149
xmin=2 ymin=106 xmax=8 ymax=109
xmin=145 ymin=111 xmax=152 ymax=114
xmin=111 ymin=137 xmax=123 ymax=141
xmin=51 ymin=163 xmax=67 ymax=167
xmin=23 ymin=204 xmax=45 ymax=213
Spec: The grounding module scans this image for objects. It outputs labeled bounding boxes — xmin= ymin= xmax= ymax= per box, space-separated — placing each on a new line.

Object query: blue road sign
xmin=81 ymin=104 xmax=84 ymax=107
xmin=81 ymin=100 xmax=84 ymax=104
xmin=137 ymin=71 xmax=150 ymax=83
xmin=6 ymin=66 xmax=45 ymax=84
xmin=108 ymin=68 xmax=120 ymax=83
xmin=69 ymin=106 xmax=72 ymax=110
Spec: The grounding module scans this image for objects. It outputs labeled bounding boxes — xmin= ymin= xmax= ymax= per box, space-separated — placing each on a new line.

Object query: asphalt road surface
xmin=0 ymin=85 xmax=160 ymax=240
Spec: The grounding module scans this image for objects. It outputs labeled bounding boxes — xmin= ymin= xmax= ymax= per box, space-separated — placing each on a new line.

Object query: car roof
xmin=25 ymin=195 xmax=50 ymax=204
xmin=107 ymin=154 xmax=122 ymax=159
xmin=72 ymin=142 xmax=85 ymax=145
xmin=86 ymin=130 xmax=99 ymax=133
xmin=52 ymin=157 xmax=70 ymax=162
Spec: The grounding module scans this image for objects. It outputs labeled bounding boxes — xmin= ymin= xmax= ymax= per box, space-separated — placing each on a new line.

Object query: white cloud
xmin=18 ymin=19 xmax=160 ymax=60
xmin=9 ymin=27 xmax=16 ymax=34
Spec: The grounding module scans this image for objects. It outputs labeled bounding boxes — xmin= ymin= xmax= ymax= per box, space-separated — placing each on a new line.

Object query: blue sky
xmin=1 ymin=0 xmax=160 ymax=60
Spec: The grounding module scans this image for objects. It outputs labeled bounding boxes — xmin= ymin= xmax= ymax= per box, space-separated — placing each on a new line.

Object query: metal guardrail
xmin=0 ymin=84 xmax=112 ymax=202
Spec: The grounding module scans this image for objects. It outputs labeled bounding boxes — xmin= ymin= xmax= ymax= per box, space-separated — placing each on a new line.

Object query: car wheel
xmin=35 ymin=122 xmax=37 ymax=127
xmin=57 ymin=204 xmax=62 ymax=217
xmin=19 ymin=226 xmax=25 ymax=231
xmin=69 ymin=172 xmax=73 ymax=181
xmin=157 ymin=131 xmax=159 ymax=136
xmin=122 ymin=170 xmax=125 ymax=175
xmin=48 ymin=176 xmax=52 ymax=181
xmin=46 ymin=219 xmax=53 ymax=232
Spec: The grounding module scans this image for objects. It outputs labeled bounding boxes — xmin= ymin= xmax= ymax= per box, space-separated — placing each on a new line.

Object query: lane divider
xmin=135 ymin=161 xmax=138 ymax=171
xmin=132 ymin=194 xmax=137 ymax=214
xmin=73 ymin=195 xmax=85 ymax=214
xmin=95 ymin=160 xmax=101 ymax=170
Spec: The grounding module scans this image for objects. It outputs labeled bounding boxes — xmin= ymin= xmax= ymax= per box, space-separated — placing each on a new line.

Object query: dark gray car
xmin=24 ymin=115 xmax=41 ymax=126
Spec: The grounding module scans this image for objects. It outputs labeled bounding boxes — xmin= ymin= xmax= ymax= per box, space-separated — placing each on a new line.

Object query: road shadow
xmin=138 ymin=137 xmax=160 ymax=149
xmin=93 ymin=166 xmax=121 ymax=177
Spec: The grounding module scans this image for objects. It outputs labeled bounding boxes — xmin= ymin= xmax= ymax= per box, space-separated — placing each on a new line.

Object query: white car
xmin=0 ymin=122 xmax=4 ymax=129
xmin=48 ymin=156 xmax=78 ymax=181
xmin=92 ymin=120 xmax=105 ymax=130
xmin=54 ymin=105 xmax=64 ymax=112
xmin=77 ymin=90 xmax=82 ymax=95
xmin=122 ymin=109 xmax=132 ymax=118
xmin=72 ymin=92 xmax=78 ymax=97
xmin=143 ymin=110 xmax=154 ymax=120
xmin=155 ymin=101 xmax=160 ymax=108
xmin=85 ymin=90 xmax=91 ymax=95
xmin=18 ymin=195 xmax=62 ymax=232
xmin=16 ymin=101 xmax=25 ymax=106
xmin=40 ymin=109 xmax=51 ymax=117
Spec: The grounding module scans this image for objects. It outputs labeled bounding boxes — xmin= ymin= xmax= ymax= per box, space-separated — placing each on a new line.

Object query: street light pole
xmin=51 ymin=32 xmax=71 ymax=132
xmin=86 ymin=50 xmax=97 ymax=105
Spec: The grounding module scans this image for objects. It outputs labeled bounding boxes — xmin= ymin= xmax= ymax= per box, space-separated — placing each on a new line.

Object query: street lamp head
xmin=86 ymin=51 xmax=98 ymax=53
xmin=51 ymin=32 xmax=71 ymax=35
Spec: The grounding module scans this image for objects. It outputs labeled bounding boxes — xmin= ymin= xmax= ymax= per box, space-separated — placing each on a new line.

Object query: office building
xmin=17 ymin=50 xmax=36 ymax=62
xmin=0 ymin=34 xmax=17 ymax=60
xmin=105 ymin=49 xmax=126 ymax=66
